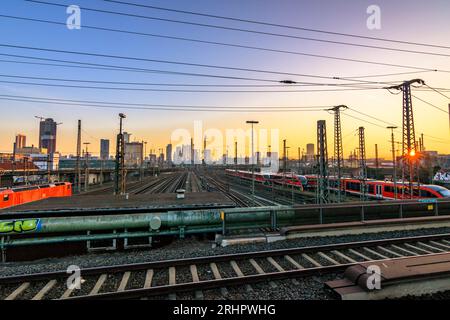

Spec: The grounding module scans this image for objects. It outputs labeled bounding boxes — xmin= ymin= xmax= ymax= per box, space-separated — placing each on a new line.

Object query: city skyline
xmin=0 ymin=0 xmax=449 ymax=159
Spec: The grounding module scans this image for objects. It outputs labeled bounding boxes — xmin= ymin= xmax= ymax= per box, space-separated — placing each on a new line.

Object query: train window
xmin=3 ymin=194 xmax=9 ymax=201
xmin=385 ymin=186 xmax=393 ymax=193
xmin=368 ymin=185 xmax=375 ymax=194
xmin=423 ymin=190 xmax=437 ymax=198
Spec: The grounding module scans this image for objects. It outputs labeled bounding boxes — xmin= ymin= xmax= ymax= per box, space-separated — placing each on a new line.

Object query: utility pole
xmin=114 ymin=113 xmax=126 ymax=195
xmin=283 ymin=139 xmax=287 ymax=174
xmin=190 ymin=138 xmax=194 ymax=166
xmin=246 ymin=120 xmax=259 ymax=206
xmin=298 ymin=147 xmax=301 ymax=174
xmin=387 ymin=126 xmax=398 ymax=199
xmin=316 ymin=120 xmax=329 ymax=205
xmin=83 ymin=142 xmax=90 ymax=192
xmin=202 ymin=136 xmax=207 ymax=165
xmin=47 ymin=154 xmax=51 ymax=183
xmin=386 ymin=79 xmax=424 ymax=198
xmin=358 ymin=127 xmax=367 ymax=201
xmin=375 ymin=144 xmax=379 ymax=178
xmin=234 ymin=141 xmax=238 ymax=172
xmin=76 ymin=120 xmax=81 ymax=193
xmin=420 ymin=133 xmax=425 ymax=152
xmin=328 ymin=105 xmax=347 ymax=202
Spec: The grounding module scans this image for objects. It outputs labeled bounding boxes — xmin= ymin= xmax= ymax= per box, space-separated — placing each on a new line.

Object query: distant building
xmin=124 ymin=141 xmax=143 ymax=167
xmin=100 ymin=139 xmax=110 ymax=160
xmin=158 ymin=153 xmax=165 ymax=165
xmin=256 ymin=151 xmax=261 ymax=166
xmin=148 ymin=154 xmax=157 ymax=166
xmin=15 ymin=134 xmax=26 ymax=151
xmin=123 ymin=132 xmax=131 ymax=144
xmin=39 ymin=118 xmax=58 ymax=154
xmin=15 ymin=146 xmax=45 ymax=155
xmin=166 ymin=144 xmax=173 ymax=164
xmin=306 ymin=143 xmax=315 ymax=161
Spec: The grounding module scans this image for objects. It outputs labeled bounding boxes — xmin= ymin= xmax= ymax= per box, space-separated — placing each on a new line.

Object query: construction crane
xmin=34 ymin=116 xmax=63 ymax=126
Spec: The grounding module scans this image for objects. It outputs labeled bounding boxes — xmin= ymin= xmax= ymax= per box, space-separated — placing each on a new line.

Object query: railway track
xmin=133 ymin=172 xmax=187 ymax=194
xmin=203 ymin=173 xmax=283 ymax=207
xmin=1 ymin=233 xmax=449 ymax=300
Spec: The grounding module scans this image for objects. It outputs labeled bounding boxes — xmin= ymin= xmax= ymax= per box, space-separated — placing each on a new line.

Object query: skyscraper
xmin=39 ymin=118 xmax=57 ymax=154
xmin=166 ymin=143 xmax=173 ymax=164
xmin=100 ymin=139 xmax=110 ymax=160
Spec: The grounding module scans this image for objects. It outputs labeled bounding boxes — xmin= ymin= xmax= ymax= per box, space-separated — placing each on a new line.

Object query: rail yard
xmin=1 ymin=0 xmax=450 ymax=313
xmin=1 ymin=168 xmax=450 ymax=301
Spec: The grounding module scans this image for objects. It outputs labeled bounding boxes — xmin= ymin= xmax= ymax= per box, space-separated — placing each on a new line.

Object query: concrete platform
xmin=4 ymin=192 xmax=235 ymax=212
xmin=326 ymin=252 xmax=450 ymax=300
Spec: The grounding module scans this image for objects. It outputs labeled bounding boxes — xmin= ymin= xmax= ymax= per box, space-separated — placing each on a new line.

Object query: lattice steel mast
xmin=386 ymin=79 xmax=424 ymax=198
xmin=358 ymin=127 xmax=367 ymax=201
xmin=328 ymin=105 xmax=347 ymax=202
xmin=316 ymin=120 xmax=329 ymax=204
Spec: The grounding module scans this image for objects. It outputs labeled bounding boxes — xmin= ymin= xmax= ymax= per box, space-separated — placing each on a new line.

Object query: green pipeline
xmin=0 ymin=206 xmax=296 ymax=235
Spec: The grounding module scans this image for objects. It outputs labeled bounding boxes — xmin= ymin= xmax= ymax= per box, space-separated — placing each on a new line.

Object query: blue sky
xmin=0 ymin=0 xmax=449 ymax=157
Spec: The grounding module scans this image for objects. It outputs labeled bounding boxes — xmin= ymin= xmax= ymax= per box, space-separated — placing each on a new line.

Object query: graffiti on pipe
xmin=0 ymin=219 xmax=41 ymax=234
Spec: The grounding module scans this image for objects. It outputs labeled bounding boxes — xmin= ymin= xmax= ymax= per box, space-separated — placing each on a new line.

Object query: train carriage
xmin=0 ymin=182 xmax=72 ymax=210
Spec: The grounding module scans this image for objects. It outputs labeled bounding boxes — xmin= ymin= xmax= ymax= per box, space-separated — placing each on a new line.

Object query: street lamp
xmin=246 ymin=120 xmax=259 ymax=206
xmin=83 ymin=142 xmax=91 ymax=192
xmin=115 ymin=113 xmax=126 ymax=195
xmin=387 ymin=126 xmax=398 ymax=199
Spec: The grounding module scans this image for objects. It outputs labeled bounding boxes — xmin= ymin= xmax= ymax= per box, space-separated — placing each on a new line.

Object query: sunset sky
xmin=0 ymin=0 xmax=449 ymax=159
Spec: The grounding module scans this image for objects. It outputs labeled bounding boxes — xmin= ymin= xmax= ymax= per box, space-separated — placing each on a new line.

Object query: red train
xmin=226 ymin=170 xmax=450 ymax=199
xmin=330 ymin=178 xmax=450 ymax=200
xmin=0 ymin=182 xmax=72 ymax=210
xmin=225 ymin=170 xmax=306 ymax=191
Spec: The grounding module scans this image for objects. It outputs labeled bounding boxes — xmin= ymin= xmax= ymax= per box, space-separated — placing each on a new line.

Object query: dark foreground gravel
xmin=1 ymin=227 xmax=450 ymax=300
xmin=1 ymin=227 xmax=450 ymax=277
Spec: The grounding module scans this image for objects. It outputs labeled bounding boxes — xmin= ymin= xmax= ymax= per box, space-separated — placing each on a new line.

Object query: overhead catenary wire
xmin=425 ymin=84 xmax=450 ymax=100
xmin=0 ymin=79 xmax=386 ymax=93
xmin=2 ymin=43 xmax=440 ymax=87
xmin=3 ymin=13 xmax=450 ymax=59
xmin=0 ymin=73 xmax=390 ymax=88
xmin=0 ymin=93 xmax=331 ymax=112
xmin=0 ymin=56 xmax=439 ymax=85
xmin=34 ymin=0 xmax=450 ymax=51
xmin=2 ymin=53 xmax=448 ymax=93
xmin=412 ymin=94 xmax=449 ymax=114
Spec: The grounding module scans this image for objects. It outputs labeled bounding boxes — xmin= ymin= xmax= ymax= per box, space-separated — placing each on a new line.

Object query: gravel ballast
xmin=1 ymin=227 xmax=450 ymax=300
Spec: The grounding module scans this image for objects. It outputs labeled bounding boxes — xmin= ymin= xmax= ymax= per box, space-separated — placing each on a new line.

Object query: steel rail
xmin=1 ymin=233 xmax=449 ymax=286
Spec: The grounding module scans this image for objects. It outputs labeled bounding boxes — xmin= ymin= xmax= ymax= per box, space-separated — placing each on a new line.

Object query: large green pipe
xmin=0 ymin=206 xmax=296 ymax=235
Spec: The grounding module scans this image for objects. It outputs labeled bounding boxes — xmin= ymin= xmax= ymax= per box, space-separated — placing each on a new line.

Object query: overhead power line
xmin=341 ymin=112 xmax=390 ymax=130
xmin=0 ymin=73 xmax=387 ymax=88
xmin=3 ymin=13 xmax=450 ymax=59
xmin=0 ymin=93 xmax=331 ymax=112
xmin=0 ymin=53 xmax=439 ymax=87
xmin=425 ymin=84 xmax=450 ymax=100
xmin=412 ymin=94 xmax=449 ymax=114
xmin=96 ymin=0 xmax=450 ymax=51
xmin=0 ymin=79 xmax=385 ymax=93
xmin=347 ymin=108 xmax=398 ymax=127
xmin=0 ymin=42 xmax=447 ymax=77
